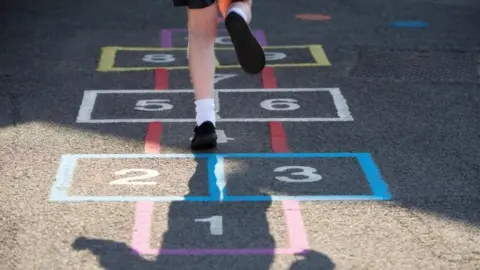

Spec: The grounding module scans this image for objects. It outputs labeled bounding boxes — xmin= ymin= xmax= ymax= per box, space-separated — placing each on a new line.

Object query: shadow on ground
xmin=70 ymin=156 xmax=335 ymax=269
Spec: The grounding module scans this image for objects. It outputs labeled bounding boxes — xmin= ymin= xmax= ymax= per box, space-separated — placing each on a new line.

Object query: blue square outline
xmin=49 ymin=153 xmax=391 ymax=202
xmin=213 ymin=153 xmax=391 ymax=201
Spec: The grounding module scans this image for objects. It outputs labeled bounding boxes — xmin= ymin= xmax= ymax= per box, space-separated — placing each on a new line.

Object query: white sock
xmin=227 ymin=7 xmax=247 ymax=22
xmin=195 ymin=98 xmax=216 ymax=126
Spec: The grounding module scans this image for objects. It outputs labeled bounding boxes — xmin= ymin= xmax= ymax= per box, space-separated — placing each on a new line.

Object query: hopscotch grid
xmin=76 ymin=91 xmax=98 ymax=123
xmin=97 ymin=44 xmax=330 ymax=71
xmin=48 ymin=153 xmax=391 ymax=202
xmin=77 ymin=118 xmax=353 ymax=123
xmin=58 ymin=195 xmax=388 ymax=202
xmin=49 ymin=155 xmax=78 ymax=200
xmin=131 ymin=200 xmax=309 ymax=255
xmin=76 ymin=88 xmax=354 ymax=123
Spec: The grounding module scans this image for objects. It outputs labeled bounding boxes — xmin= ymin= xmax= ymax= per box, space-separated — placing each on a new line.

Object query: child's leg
xmin=226 ymin=0 xmax=252 ymax=22
xmin=223 ymin=0 xmax=265 ymax=74
xmin=186 ymin=2 xmax=218 ymax=149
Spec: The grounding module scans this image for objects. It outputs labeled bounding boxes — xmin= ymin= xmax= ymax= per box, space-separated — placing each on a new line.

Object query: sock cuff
xmin=195 ymin=98 xmax=215 ymax=107
xmin=227 ymin=7 xmax=247 ymax=21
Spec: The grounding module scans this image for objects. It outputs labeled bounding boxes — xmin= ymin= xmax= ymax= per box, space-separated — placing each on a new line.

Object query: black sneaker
xmin=225 ymin=11 xmax=266 ymax=74
xmin=190 ymin=121 xmax=217 ymax=150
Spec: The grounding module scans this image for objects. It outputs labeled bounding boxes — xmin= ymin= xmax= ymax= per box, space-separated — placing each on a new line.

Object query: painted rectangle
xmin=49 ymin=153 xmax=391 ymax=202
xmin=160 ymin=28 xmax=266 ymax=48
xmin=96 ymin=45 xmax=331 ymax=72
xmin=76 ymin=88 xmax=353 ymax=123
xmin=66 ymin=157 xmax=209 ymax=198
xmin=223 ymin=157 xmax=373 ymax=196
xmin=131 ymin=201 xmax=308 ymax=255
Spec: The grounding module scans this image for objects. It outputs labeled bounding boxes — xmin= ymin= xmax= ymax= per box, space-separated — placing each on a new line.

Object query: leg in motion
xmin=175 ymin=0 xmax=219 ymax=149
xmin=222 ymin=0 xmax=265 ymax=74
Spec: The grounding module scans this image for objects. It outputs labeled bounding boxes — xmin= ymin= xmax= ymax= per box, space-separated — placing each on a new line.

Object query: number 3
xmin=273 ymin=166 xmax=322 ymax=182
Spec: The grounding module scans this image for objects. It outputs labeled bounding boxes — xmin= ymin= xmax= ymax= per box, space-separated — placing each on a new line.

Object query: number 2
xmin=273 ymin=166 xmax=322 ymax=182
xmin=109 ymin=169 xmax=159 ymax=185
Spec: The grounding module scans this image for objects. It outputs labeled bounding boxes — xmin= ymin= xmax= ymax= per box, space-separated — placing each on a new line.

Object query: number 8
xmin=273 ymin=166 xmax=322 ymax=182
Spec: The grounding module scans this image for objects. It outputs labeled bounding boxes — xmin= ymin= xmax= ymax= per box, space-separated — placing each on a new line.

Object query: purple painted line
xmin=159 ymin=28 xmax=266 ymax=47
xmin=253 ymin=30 xmax=266 ymax=46
xmin=160 ymin=29 xmax=172 ymax=48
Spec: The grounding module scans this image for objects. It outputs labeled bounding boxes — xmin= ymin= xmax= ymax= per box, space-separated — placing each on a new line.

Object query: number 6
xmin=260 ymin=98 xmax=300 ymax=111
xmin=273 ymin=166 xmax=322 ymax=182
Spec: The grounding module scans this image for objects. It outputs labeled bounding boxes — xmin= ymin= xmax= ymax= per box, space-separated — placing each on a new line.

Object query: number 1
xmin=194 ymin=215 xmax=223 ymax=235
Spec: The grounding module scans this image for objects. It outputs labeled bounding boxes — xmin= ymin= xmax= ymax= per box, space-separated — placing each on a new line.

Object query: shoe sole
xmin=225 ymin=12 xmax=266 ymax=74
xmin=191 ymin=133 xmax=218 ymax=150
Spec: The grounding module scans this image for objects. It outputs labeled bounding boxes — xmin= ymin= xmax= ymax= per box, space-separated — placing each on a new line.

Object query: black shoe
xmin=225 ymin=11 xmax=266 ymax=74
xmin=190 ymin=121 xmax=217 ymax=150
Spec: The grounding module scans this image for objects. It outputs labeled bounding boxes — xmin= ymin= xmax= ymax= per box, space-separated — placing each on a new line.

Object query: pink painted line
xmin=130 ymin=201 xmax=309 ymax=255
xmin=282 ymin=201 xmax=309 ymax=249
xmin=131 ymin=201 xmax=154 ymax=253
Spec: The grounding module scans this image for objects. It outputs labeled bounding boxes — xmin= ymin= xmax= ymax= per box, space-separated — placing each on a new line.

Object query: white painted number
xmin=215 ymin=36 xmax=232 ymax=45
xmin=260 ymin=98 xmax=300 ymax=111
xmin=265 ymin=52 xmax=286 ymax=61
xmin=110 ymin=169 xmax=159 ymax=185
xmin=142 ymin=54 xmax=175 ymax=63
xmin=214 ymin=73 xmax=237 ymax=84
xmin=135 ymin=99 xmax=173 ymax=111
xmin=273 ymin=166 xmax=322 ymax=182
xmin=195 ymin=215 xmax=223 ymax=235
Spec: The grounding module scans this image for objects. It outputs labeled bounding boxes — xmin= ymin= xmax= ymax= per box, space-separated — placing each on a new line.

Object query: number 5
xmin=273 ymin=166 xmax=322 ymax=182
xmin=135 ymin=99 xmax=173 ymax=111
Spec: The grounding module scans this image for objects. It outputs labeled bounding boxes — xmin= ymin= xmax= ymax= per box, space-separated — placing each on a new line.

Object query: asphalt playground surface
xmin=1 ymin=0 xmax=480 ymax=269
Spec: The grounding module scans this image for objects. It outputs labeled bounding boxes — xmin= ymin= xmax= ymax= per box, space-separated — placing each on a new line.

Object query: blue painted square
xmin=213 ymin=153 xmax=391 ymax=201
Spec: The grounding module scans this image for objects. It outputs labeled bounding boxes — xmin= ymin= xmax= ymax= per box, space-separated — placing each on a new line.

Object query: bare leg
xmin=187 ymin=3 xmax=219 ymax=150
xmin=187 ymin=4 xmax=218 ymax=126
xmin=227 ymin=0 xmax=252 ymax=22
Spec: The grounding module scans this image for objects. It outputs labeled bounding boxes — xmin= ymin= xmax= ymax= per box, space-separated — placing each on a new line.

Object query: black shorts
xmin=172 ymin=0 xmax=216 ymax=9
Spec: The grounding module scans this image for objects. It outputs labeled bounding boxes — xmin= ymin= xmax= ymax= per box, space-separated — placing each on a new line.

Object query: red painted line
xmin=262 ymin=66 xmax=309 ymax=251
xmin=262 ymin=67 xmax=289 ymax=152
xmin=261 ymin=67 xmax=277 ymax=89
xmin=154 ymin=69 xmax=169 ymax=90
xmin=269 ymin=122 xmax=289 ymax=153
xmin=144 ymin=123 xmax=162 ymax=153
xmin=144 ymin=68 xmax=168 ymax=153
xmin=134 ymin=68 xmax=168 ymax=250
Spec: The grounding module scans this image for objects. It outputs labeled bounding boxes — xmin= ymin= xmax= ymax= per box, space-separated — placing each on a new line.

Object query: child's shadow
xmin=72 ymin=155 xmax=303 ymax=269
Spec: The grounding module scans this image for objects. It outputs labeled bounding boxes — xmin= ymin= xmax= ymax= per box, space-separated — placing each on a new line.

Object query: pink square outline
xmin=130 ymin=201 xmax=309 ymax=255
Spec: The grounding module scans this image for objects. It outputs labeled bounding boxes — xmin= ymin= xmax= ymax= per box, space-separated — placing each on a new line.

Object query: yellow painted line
xmin=309 ymin=45 xmax=331 ymax=66
xmin=97 ymin=47 xmax=117 ymax=71
xmin=97 ymin=45 xmax=331 ymax=71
